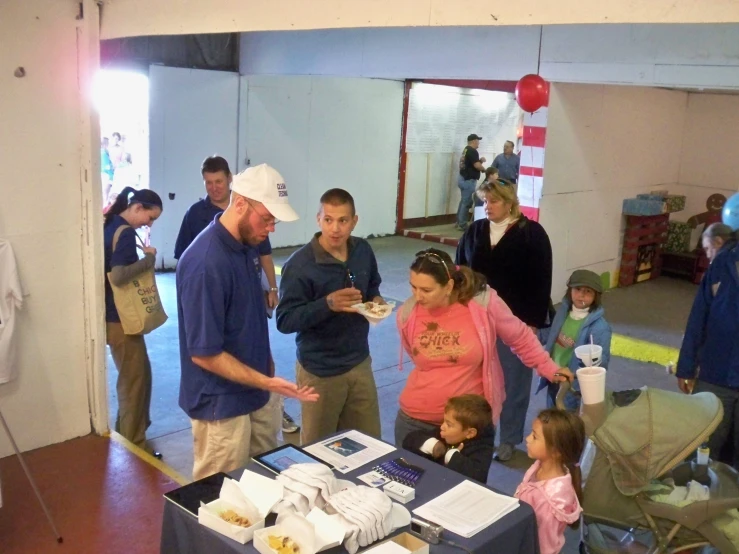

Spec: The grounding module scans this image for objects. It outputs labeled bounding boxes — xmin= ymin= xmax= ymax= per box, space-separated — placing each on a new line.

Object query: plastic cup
xmin=576 ymin=366 xmax=607 ymax=405
xmin=575 ymin=344 xmax=603 ymax=367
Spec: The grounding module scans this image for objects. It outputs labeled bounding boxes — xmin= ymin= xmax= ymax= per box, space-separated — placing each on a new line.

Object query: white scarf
xmin=570 ymin=305 xmax=590 ymax=321
xmin=489 ymin=217 xmax=513 ymax=246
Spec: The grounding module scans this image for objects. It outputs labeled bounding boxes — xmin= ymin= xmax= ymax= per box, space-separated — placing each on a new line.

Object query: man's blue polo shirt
xmin=176 ymin=214 xmax=270 ymax=420
xmin=174 ymin=196 xmax=272 ymax=260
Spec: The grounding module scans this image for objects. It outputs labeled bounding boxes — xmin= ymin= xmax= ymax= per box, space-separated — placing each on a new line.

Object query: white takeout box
xmin=254 ymin=511 xmax=345 ymax=554
xmin=198 ymin=470 xmax=284 ymax=544
xmin=198 ymin=478 xmax=263 ymax=544
xmin=238 ymin=469 xmax=285 ymax=515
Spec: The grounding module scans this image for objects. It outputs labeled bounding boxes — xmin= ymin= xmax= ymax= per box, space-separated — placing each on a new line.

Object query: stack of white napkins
xmin=273 ymin=463 xmax=341 ymax=517
xmin=412 ymin=480 xmax=519 ymax=538
xmin=325 ymin=485 xmax=410 ymax=554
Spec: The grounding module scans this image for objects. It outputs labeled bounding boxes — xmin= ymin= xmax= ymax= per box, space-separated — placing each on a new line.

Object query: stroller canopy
xmin=592 ymin=388 xmax=722 ymax=496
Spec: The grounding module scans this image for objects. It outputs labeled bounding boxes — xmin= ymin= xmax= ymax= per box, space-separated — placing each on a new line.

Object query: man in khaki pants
xmin=277 ymin=189 xmax=385 ymax=445
xmin=176 ymin=164 xmax=318 ymax=480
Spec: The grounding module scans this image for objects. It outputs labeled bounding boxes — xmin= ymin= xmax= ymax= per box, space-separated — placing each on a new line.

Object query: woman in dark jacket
xmin=456 ymin=179 xmax=553 ymax=463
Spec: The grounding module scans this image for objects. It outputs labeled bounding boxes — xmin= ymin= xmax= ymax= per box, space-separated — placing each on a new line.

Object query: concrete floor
xmin=405 ymin=223 xmax=464 ymax=239
xmin=106 ymin=236 xmax=698 ymax=554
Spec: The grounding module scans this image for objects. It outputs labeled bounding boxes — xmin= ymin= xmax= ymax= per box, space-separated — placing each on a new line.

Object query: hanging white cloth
xmin=0 ymin=239 xmax=23 ymax=384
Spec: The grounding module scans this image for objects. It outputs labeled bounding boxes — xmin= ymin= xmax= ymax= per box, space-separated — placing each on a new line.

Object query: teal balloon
xmin=723 ymin=193 xmax=739 ymax=231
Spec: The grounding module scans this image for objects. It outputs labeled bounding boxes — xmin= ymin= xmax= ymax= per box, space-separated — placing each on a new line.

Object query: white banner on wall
xmin=406 ymin=83 xmax=521 ymax=154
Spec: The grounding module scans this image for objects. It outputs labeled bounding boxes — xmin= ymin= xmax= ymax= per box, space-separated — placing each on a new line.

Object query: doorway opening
xmin=93 ymin=68 xmax=156 ymax=440
xmin=93 ymin=69 xmax=150 ymax=209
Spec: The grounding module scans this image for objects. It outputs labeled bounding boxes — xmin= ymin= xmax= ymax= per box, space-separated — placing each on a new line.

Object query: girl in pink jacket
xmin=394 ymin=248 xmax=573 ymax=447
xmin=515 ymin=409 xmax=586 ymax=554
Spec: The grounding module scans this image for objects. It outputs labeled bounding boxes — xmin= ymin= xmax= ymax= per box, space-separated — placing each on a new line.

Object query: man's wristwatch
xmin=269 ymin=287 xmax=278 ymax=292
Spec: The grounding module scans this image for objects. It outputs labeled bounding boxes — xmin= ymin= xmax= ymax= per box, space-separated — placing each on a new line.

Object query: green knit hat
xmin=567 ymin=269 xmax=603 ymax=293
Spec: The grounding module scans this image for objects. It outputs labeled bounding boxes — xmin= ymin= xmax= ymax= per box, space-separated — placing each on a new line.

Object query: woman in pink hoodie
xmin=394 ymin=248 xmax=572 ymax=447
xmin=515 ymin=409 xmax=585 ymax=554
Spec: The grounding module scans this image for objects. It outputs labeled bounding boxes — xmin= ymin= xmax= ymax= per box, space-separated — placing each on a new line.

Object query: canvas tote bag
xmin=107 ymin=225 xmax=168 ymax=335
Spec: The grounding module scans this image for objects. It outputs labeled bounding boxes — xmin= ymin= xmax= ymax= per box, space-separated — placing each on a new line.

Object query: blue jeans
xmin=394 ymin=410 xmax=438 ymax=447
xmin=456 ymin=177 xmax=477 ymax=228
xmin=497 ymin=338 xmax=534 ymax=446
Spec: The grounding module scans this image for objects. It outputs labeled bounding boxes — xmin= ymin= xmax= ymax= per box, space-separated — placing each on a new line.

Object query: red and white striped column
xmin=517 ymin=82 xmax=550 ymax=221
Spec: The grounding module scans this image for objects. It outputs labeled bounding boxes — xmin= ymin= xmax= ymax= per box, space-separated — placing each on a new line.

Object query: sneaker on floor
xmin=495 ymin=443 xmax=515 ymax=462
xmin=282 ymin=411 xmax=300 ymax=434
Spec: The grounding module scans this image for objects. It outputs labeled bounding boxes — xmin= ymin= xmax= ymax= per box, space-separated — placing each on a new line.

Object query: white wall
xmin=404 ymin=83 xmax=521 ymax=219
xmin=542 ymin=24 xmax=739 ymax=89
xmin=680 ymin=93 xmax=739 ymax=194
xmin=149 ymin=66 xmax=240 ymax=269
xmin=241 ymin=27 xmax=540 ymax=80
xmin=241 ymin=75 xmax=404 ymax=247
xmin=100 ymin=0 xmax=739 ymax=39
xmin=240 ymin=24 xmax=739 ymax=90
xmin=671 ymin=92 xmax=739 ymax=247
xmin=540 ymin=84 xmax=687 ymax=297
xmin=0 ymin=0 xmax=103 ymax=457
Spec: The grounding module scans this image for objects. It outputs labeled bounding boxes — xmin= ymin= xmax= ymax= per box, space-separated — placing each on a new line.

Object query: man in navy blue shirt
xmin=277 ymin=189 xmax=385 ymax=444
xmin=174 ymin=156 xmax=299 ymax=434
xmin=176 ymin=163 xmax=318 ymax=480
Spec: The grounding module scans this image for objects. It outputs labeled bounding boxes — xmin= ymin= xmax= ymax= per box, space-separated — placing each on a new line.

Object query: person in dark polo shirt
xmin=174 ymin=155 xmax=299 ymax=434
xmin=456 ymin=134 xmax=486 ymax=231
xmin=277 ymin=189 xmax=385 ymax=444
xmin=176 ymin=164 xmax=318 ymax=480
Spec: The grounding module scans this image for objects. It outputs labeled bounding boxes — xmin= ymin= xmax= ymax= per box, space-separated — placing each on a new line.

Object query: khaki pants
xmin=191 ymin=393 xmax=280 ymax=480
xmin=297 ymin=357 xmax=381 ymax=445
xmin=106 ymin=322 xmax=153 ymax=449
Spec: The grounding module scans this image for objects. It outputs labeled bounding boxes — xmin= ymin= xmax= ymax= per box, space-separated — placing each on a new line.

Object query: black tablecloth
xmin=160 ymin=445 xmax=539 ymax=554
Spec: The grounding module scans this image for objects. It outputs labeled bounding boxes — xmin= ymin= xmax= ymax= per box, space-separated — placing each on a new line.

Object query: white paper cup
xmin=575 ymin=345 xmax=603 ymax=367
xmin=576 ymin=366 xmax=607 ymax=405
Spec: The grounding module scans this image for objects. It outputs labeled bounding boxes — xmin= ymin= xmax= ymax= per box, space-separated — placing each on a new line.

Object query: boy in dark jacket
xmin=402 ymin=395 xmax=495 ymax=483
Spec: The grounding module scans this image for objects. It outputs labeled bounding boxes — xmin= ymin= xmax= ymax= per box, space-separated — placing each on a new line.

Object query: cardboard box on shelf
xmin=665 ymin=221 xmax=692 ymax=253
xmin=664 ymin=194 xmax=686 ymax=213
xmin=364 ymin=533 xmax=430 ymax=554
xmin=636 ymin=192 xmax=686 ymax=213
xmin=623 ymin=198 xmax=665 ymax=216
xmin=624 ymin=191 xmax=686 ymax=215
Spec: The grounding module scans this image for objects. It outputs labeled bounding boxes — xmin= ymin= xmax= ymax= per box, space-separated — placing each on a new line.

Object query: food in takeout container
xmin=352 ymin=301 xmax=396 ymax=325
xmin=268 ymin=534 xmax=301 ymax=553
xmin=254 ymin=511 xmax=344 ymax=554
xmin=219 ymin=508 xmax=251 ymax=527
xmin=198 ymin=480 xmax=262 ymax=544
xmin=198 ymin=471 xmax=283 ymax=543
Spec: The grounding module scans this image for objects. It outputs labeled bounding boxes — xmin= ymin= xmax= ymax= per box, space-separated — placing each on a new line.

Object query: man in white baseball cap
xmin=231 ymin=163 xmax=299 ymax=224
xmin=176 ymin=163 xmax=315 ymax=480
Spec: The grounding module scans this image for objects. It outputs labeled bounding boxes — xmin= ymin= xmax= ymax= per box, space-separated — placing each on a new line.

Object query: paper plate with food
xmin=351 ymin=301 xmax=396 ymax=325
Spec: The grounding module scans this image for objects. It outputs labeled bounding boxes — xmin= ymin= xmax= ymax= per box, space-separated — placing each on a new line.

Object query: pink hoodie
xmin=514 ymin=461 xmax=582 ymax=554
xmin=397 ymin=286 xmax=559 ymax=424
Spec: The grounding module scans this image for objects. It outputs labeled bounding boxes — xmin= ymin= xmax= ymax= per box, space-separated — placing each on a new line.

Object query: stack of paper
xmin=304 ymin=430 xmax=396 ymax=474
xmin=411 ymin=480 xmax=519 ymax=538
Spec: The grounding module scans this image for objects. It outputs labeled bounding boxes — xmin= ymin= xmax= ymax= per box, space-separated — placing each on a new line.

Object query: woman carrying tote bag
xmin=103 ymin=186 xmax=164 ymax=457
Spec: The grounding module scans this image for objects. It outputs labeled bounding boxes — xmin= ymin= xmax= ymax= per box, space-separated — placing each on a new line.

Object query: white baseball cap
xmin=231 ymin=163 xmax=299 ymax=222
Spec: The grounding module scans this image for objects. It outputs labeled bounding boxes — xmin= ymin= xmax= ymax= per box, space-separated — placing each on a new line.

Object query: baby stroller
xmin=556 ymin=382 xmax=739 ymax=554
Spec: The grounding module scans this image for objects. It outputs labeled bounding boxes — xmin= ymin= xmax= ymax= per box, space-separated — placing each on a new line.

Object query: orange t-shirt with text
xmin=399 ymin=302 xmax=484 ymax=424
